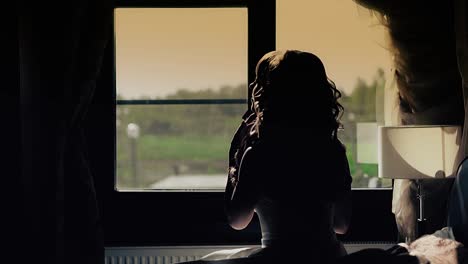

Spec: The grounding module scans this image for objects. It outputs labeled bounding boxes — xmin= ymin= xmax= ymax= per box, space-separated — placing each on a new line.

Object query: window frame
xmin=87 ymin=0 xmax=397 ymax=247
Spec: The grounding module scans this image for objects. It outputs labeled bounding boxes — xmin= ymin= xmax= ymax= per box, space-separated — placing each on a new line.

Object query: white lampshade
xmin=378 ymin=125 xmax=463 ymax=179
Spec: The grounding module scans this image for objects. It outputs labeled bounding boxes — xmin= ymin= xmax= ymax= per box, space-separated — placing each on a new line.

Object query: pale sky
xmin=115 ymin=1 xmax=392 ymax=99
xmin=277 ymin=0 xmax=392 ymax=94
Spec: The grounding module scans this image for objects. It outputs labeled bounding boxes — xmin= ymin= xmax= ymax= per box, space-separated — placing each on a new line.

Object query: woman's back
xmin=244 ymin=133 xmax=350 ymax=258
xmin=250 ymin=132 xmax=350 ymax=202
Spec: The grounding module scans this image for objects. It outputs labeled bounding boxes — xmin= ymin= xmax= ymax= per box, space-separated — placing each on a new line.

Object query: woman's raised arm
xmin=225 ymin=147 xmax=261 ymax=230
xmin=333 ymin=151 xmax=353 ymax=234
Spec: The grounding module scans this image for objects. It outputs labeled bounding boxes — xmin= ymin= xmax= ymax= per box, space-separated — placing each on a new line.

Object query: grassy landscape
xmin=117 ymin=132 xmax=389 ymax=188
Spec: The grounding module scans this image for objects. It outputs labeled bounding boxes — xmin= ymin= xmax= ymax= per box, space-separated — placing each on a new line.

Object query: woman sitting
xmin=216 ymin=50 xmax=353 ymax=263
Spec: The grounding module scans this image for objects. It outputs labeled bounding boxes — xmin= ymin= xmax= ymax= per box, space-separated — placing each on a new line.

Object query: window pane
xmin=115 ymin=8 xmax=248 ymax=100
xmin=115 ymin=8 xmax=248 ymax=190
xmin=277 ymin=0 xmax=392 ymax=188
xmin=117 ymin=104 xmax=246 ymax=190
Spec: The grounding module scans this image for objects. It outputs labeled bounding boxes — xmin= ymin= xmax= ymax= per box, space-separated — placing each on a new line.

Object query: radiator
xmin=105 ymin=243 xmax=394 ymax=264
xmin=105 ymin=245 xmax=248 ymax=264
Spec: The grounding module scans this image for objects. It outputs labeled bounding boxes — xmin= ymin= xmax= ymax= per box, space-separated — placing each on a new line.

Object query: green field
xmin=117 ymin=134 xmax=391 ymax=188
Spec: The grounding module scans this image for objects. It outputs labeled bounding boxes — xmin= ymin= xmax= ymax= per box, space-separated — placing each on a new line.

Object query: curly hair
xmin=251 ymin=50 xmax=344 ymax=140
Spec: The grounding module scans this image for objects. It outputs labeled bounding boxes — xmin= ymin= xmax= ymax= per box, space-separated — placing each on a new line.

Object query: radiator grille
xmin=105 ymin=246 xmax=247 ymax=264
xmin=105 ymin=243 xmax=394 ymax=264
xmin=105 ymin=255 xmax=199 ymax=264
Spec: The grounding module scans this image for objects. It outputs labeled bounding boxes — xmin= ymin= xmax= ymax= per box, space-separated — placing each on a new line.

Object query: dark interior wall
xmin=4 ymin=3 xmax=22 ymax=260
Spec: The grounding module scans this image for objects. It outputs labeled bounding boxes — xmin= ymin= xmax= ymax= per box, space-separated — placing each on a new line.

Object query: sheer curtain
xmin=354 ymin=0 xmax=466 ymax=242
xmin=17 ymin=1 xmax=112 ymax=262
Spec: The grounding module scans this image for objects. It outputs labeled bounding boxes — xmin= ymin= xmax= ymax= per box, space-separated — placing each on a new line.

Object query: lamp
xmin=378 ymin=125 xmax=463 ymax=238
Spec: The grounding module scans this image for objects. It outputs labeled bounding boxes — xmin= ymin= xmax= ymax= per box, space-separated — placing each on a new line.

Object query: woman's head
xmin=251 ymin=50 xmax=343 ymax=139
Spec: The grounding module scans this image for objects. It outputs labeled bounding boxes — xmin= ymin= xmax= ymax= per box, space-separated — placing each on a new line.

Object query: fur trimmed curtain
xmin=354 ymin=0 xmax=467 ymax=242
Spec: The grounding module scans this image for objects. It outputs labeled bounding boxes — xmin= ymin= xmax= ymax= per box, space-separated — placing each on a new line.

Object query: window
xmin=116 ymin=1 xmax=393 ymax=190
xmin=277 ymin=0 xmax=392 ymax=188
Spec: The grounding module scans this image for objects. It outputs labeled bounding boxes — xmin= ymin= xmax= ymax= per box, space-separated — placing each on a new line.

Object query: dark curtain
xmin=17 ymin=1 xmax=112 ymax=263
xmin=353 ymin=0 xmax=466 ymax=242
xmin=3 ymin=3 xmax=22 ymax=262
xmin=457 ymin=0 xmax=468 ymax=149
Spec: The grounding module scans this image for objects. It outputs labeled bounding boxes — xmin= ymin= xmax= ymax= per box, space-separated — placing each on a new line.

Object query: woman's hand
xmin=228 ymin=167 xmax=238 ymax=188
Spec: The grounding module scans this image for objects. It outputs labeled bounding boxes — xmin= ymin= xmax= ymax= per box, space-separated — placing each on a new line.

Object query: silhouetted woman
xmin=223 ymin=50 xmax=352 ymax=263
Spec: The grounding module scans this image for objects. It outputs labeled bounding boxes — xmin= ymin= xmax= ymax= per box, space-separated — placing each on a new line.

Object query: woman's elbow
xmin=333 ymin=193 xmax=352 ymax=234
xmin=333 ymin=222 xmax=350 ymax=235
xmin=227 ymin=208 xmax=255 ymax=230
xmin=228 ymin=217 xmax=250 ymax=230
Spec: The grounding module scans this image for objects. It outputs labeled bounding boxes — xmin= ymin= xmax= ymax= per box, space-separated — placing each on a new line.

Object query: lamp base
xmin=415 ymin=179 xmax=427 ymax=238
xmin=416 ymin=218 xmax=426 ymax=238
